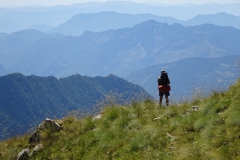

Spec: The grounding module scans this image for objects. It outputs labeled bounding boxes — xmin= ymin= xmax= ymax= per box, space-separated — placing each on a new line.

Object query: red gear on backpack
xmin=158 ymin=85 xmax=171 ymax=92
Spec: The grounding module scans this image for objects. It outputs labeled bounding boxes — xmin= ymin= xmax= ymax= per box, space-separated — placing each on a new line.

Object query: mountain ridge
xmin=1 ymin=20 xmax=240 ymax=79
xmin=47 ymin=12 xmax=240 ymax=36
xmin=47 ymin=12 xmax=180 ymax=36
xmin=185 ymin=12 xmax=240 ymax=28
xmin=0 ymin=73 xmax=152 ymax=140
xmin=1 ymin=2 xmax=240 ymax=33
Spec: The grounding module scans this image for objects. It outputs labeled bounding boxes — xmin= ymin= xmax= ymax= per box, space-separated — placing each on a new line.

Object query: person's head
xmin=161 ymin=70 xmax=165 ymax=74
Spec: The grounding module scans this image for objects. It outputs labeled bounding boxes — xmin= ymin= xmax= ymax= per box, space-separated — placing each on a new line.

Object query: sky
xmin=0 ymin=0 xmax=240 ymax=6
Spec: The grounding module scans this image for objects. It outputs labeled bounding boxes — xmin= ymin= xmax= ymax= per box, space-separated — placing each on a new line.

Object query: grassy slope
xmin=1 ymin=80 xmax=240 ymax=160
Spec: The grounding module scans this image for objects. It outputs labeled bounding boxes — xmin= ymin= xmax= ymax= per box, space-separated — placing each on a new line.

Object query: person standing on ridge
xmin=157 ymin=70 xmax=171 ymax=106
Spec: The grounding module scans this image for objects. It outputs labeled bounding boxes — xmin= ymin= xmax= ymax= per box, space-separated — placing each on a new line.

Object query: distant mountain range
xmin=182 ymin=12 xmax=240 ymax=29
xmin=0 ymin=1 xmax=240 ymax=33
xmin=47 ymin=12 xmax=180 ymax=36
xmin=0 ymin=73 xmax=152 ymax=140
xmin=0 ymin=20 xmax=239 ymax=79
xmin=47 ymin=12 xmax=240 ymax=36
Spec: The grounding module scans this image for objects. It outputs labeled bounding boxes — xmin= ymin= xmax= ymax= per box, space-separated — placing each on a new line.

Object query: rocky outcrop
xmin=16 ymin=118 xmax=62 ymax=159
xmin=17 ymin=149 xmax=29 ymax=160
xmin=29 ymin=118 xmax=62 ymax=145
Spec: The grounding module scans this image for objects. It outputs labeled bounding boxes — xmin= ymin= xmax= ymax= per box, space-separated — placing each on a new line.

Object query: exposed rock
xmin=92 ymin=114 xmax=103 ymax=120
xmin=92 ymin=111 xmax=104 ymax=120
xmin=16 ymin=119 xmax=63 ymax=160
xmin=28 ymin=129 xmax=41 ymax=144
xmin=154 ymin=116 xmax=163 ymax=121
xmin=17 ymin=149 xmax=29 ymax=160
xmin=31 ymin=143 xmax=43 ymax=156
xmin=28 ymin=118 xmax=62 ymax=144
xmin=33 ymin=143 xmax=43 ymax=152
xmin=185 ymin=105 xmax=199 ymax=115
xmin=192 ymin=106 xmax=199 ymax=111
xmin=44 ymin=118 xmax=62 ymax=132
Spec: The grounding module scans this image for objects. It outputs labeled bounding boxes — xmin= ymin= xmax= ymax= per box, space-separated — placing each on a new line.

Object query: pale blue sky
xmin=0 ymin=0 xmax=240 ymax=6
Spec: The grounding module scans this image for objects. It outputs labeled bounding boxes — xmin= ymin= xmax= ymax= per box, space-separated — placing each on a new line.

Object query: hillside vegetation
xmin=1 ymin=79 xmax=240 ymax=159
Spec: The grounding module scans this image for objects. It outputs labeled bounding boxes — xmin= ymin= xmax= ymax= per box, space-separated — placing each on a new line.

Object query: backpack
xmin=160 ymin=73 xmax=169 ymax=85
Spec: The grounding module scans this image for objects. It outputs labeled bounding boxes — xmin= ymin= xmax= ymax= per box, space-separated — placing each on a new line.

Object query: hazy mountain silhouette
xmin=183 ymin=12 xmax=240 ymax=29
xmin=2 ymin=21 xmax=239 ymax=78
xmin=0 ymin=29 xmax=49 ymax=69
xmin=47 ymin=12 xmax=180 ymax=36
xmin=0 ymin=2 xmax=240 ymax=33
xmin=0 ymin=29 xmax=48 ymax=51
xmin=47 ymin=12 xmax=240 ymax=36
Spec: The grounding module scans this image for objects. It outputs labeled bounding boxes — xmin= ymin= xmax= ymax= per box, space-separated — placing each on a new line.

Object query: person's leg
xmin=166 ymin=96 xmax=169 ymax=106
xmin=159 ymin=96 xmax=163 ymax=106
xmin=159 ymin=91 xmax=163 ymax=106
xmin=165 ymin=92 xmax=169 ymax=106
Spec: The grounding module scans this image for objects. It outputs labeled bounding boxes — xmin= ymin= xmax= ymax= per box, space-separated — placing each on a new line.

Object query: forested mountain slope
xmin=0 ymin=73 xmax=152 ymax=140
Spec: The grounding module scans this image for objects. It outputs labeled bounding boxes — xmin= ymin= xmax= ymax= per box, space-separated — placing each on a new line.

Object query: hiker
xmin=157 ymin=70 xmax=171 ymax=106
